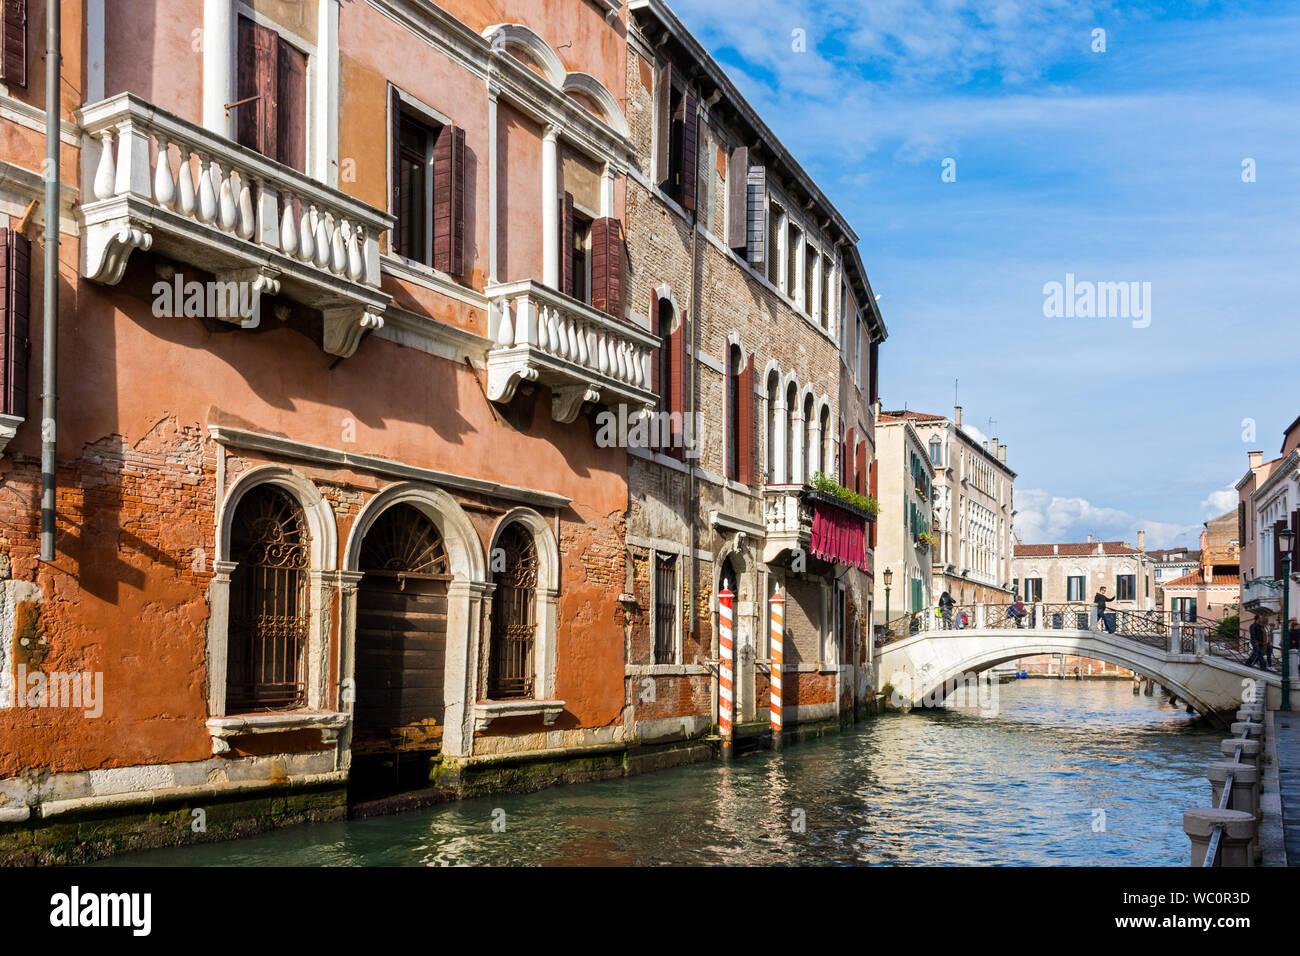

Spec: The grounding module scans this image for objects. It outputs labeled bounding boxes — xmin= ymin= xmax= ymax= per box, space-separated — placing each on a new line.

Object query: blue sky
xmin=669 ymin=0 xmax=1300 ymax=548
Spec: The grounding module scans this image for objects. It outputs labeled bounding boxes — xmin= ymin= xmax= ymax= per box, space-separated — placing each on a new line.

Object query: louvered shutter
xmin=668 ymin=310 xmax=688 ymax=459
xmin=433 ymin=125 xmax=466 ymax=275
xmin=276 ymin=38 xmax=307 ymax=172
xmin=389 ymin=87 xmax=402 ymax=254
xmin=727 ymin=147 xmax=748 ymax=253
xmin=235 ymin=17 xmax=278 ymax=160
xmin=0 ymin=228 xmax=30 ymax=418
xmin=590 ymin=217 xmax=624 ymax=319
xmin=559 ymin=191 xmax=574 ymax=297
xmin=856 ymin=441 xmax=867 ymax=496
xmin=649 ymin=294 xmax=661 ymax=404
xmin=655 ymin=61 xmax=672 ymax=188
xmin=0 ymin=0 xmax=26 ymax=87
xmin=1274 ymin=519 xmax=1287 ymax=581
xmin=845 ymin=428 xmax=855 ymax=489
xmin=737 ymin=355 xmax=755 ymax=485
xmin=680 ymin=92 xmax=698 ymax=212
xmin=746 ymin=164 xmax=766 ymax=267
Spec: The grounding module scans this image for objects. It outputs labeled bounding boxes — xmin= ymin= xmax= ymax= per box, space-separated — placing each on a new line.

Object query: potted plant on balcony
xmin=807 ymin=472 xmax=879 ymax=520
xmin=916 ymin=531 xmax=934 ymax=550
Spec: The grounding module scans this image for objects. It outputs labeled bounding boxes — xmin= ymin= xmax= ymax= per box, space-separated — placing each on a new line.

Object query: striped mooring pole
xmin=718 ymin=587 xmax=735 ymax=760
xmin=770 ymin=590 xmax=784 ymax=750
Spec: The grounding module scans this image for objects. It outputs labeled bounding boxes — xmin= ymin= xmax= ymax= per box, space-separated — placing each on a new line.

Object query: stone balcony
xmin=762 ymin=485 xmax=814 ymax=564
xmin=763 ymin=485 xmax=873 ymax=571
xmin=485 ymin=279 xmax=660 ymax=423
xmin=1242 ymin=576 xmax=1282 ymax=613
xmin=76 ymin=93 xmax=393 ymax=357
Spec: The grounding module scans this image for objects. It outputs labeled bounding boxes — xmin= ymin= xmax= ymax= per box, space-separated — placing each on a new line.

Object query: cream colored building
xmin=1012 ymin=535 xmax=1156 ymax=619
xmin=883 ymin=407 xmax=1016 ymax=605
xmin=873 ymin=416 xmax=935 ymax=622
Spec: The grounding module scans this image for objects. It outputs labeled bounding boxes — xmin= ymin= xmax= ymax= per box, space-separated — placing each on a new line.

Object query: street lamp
xmin=883 ymin=567 xmax=893 ymax=637
xmin=1280 ymin=525 xmax=1294 ymax=711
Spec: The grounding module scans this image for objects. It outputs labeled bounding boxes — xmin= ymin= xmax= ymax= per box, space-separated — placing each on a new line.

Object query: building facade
xmin=881 ymin=407 xmax=1015 ymax=606
xmin=1012 ymin=535 xmax=1156 ymax=618
xmin=873 ymin=416 xmax=934 ymax=625
xmin=0 ymin=0 xmax=887 ymax=861
xmin=1159 ymin=512 xmax=1239 ymax=626
xmin=1237 ymin=418 xmax=1300 ymax=641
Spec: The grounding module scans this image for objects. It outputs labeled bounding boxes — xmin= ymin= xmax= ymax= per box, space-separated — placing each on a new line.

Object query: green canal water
xmin=102 ymin=679 xmax=1220 ymax=866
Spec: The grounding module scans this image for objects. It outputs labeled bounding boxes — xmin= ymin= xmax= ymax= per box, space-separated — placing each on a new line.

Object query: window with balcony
xmin=389 ymin=91 xmax=466 ymax=276
xmin=395 ymin=112 xmax=434 ymax=264
xmin=236 ymin=15 xmax=307 ymax=173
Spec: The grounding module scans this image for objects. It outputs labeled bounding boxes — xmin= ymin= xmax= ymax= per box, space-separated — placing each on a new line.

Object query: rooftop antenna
xmin=988 ymin=417 xmax=997 ymax=434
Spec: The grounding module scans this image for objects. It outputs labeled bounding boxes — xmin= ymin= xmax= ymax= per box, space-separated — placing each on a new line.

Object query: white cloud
xmin=1200 ymin=486 xmax=1238 ymax=517
xmin=1014 ymin=488 xmax=1198 ymax=550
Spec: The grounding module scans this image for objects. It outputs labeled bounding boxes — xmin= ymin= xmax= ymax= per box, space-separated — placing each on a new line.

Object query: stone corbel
xmin=485 ymin=356 xmax=538 ymax=403
xmin=85 ymin=220 xmax=152 ymax=284
xmin=211 ymin=266 xmax=282 ymax=326
xmin=551 ymin=383 xmax=599 ymax=424
xmin=322 ymin=306 xmax=384 ymax=358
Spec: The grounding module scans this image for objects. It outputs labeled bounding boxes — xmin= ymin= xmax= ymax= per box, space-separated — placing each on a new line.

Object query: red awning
xmin=809 ymin=499 xmax=867 ymax=571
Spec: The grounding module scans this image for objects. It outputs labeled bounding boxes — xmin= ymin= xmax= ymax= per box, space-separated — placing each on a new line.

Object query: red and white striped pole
xmin=718 ymin=587 xmax=735 ymax=760
xmin=770 ymin=590 xmax=784 ymax=750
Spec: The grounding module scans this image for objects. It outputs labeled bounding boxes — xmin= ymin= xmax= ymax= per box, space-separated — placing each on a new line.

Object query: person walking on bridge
xmin=1246 ymin=614 xmax=1268 ymax=670
xmin=938 ymin=591 xmax=955 ymax=630
xmin=1094 ymin=586 xmax=1117 ymax=633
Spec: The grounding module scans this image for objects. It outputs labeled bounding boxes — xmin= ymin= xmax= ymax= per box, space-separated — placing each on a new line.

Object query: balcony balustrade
xmin=76 ymin=93 xmax=393 ymax=357
xmin=485 ymin=279 xmax=659 ymax=423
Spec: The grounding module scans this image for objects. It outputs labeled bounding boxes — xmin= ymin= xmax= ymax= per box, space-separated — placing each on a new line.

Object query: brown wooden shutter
xmin=845 ymin=427 xmax=855 ymax=489
xmin=746 ymin=164 xmax=767 ymax=267
xmin=680 ymin=92 xmax=698 ymax=213
xmin=1239 ymin=502 xmax=1247 ymax=552
xmin=590 ymin=217 xmax=624 ymax=319
xmin=649 ymin=294 xmax=660 ymax=403
xmin=668 ymin=310 xmax=688 ymax=459
xmin=236 ymin=17 xmax=279 ymax=159
xmin=276 ymin=38 xmax=307 ymax=172
xmin=1274 ymin=519 xmax=1287 ymax=581
xmin=869 ymin=340 xmax=880 ymax=402
xmin=1292 ymin=509 xmax=1300 ymax=565
xmin=0 ymin=228 xmax=30 ymax=419
xmin=558 ymin=191 xmax=574 ymax=297
xmin=0 ymin=0 xmax=26 ymax=87
xmin=737 ymin=354 xmax=755 ymax=485
xmin=389 ymin=89 xmax=404 ymax=256
xmin=727 ymin=146 xmax=748 ymax=253
xmin=655 ymin=61 xmax=672 ymax=188
xmin=856 ymin=440 xmax=867 ymax=496
xmin=433 ymin=125 xmax=466 ymax=275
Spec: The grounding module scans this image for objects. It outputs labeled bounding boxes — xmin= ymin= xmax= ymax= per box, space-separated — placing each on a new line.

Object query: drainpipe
xmin=40 ymin=0 xmax=61 ymax=562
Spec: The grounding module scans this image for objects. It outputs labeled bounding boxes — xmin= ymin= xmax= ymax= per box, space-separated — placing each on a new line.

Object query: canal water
xmin=103 ymin=679 xmax=1219 ymax=866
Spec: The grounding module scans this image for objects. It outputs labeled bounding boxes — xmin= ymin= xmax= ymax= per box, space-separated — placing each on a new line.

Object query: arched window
xmin=489 ymin=523 xmax=539 ymax=699
xmin=803 ymin=392 xmax=815 ymax=479
xmin=929 ymin=437 xmax=942 ymax=467
xmin=227 ymin=485 xmax=310 ymax=712
xmin=766 ymin=370 xmax=780 ymax=483
xmin=727 ymin=343 xmax=742 ymax=480
xmin=657 ymin=297 xmax=674 ymax=401
xmin=819 ymin=405 xmax=832 ymax=480
xmin=785 ymin=381 xmax=798 ymax=482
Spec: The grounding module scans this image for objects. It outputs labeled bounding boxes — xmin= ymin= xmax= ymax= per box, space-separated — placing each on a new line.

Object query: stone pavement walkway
xmin=1274 ymin=712 xmax=1300 ymax=865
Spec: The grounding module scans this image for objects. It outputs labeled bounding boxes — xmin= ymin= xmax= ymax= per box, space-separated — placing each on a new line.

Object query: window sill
xmin=0 ymin=413 xmax=22 ymax=456
xmin=206 ymin=711 xmax=350 ymax=755
xmin=473 ymin=699 xmax=566 ymax=731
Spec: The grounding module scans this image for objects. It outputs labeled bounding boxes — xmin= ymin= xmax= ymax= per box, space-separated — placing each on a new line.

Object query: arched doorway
xmin=488 ymin=523 xmax=539 ymax=699
xmin=353 ymin=503 xmax=451 ymax=764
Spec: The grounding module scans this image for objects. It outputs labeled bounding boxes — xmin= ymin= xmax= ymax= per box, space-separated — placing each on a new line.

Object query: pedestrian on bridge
xmin=1094 ymin=587 xmax=1117 ymax=633
xmin=1008 ymin=598 xmax=1028 ymax=628
xmin=1289 ymin=618 xmax=1299 ymax=651
xmin=1246 ymin=615 xmax=1268 ymax=669
xmin=938 ymin=591 xmax=955 ymax=629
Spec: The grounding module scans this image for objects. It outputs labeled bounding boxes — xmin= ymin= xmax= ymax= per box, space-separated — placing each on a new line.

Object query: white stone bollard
xmin=1230 ymin=721 xmax=1263 ymax=739
xmin=1220 ymin=737 xmax=1262 ymax=768
xmin=1208 ymin=761 xmax=1261 ymax=819
xmin=1183 ymin=808 xmax=1256 ymax=866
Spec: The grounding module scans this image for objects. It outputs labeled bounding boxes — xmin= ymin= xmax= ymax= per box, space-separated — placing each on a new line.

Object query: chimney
xmin=1086 ymin=534 xmax=1092 ymax=543
xmin=982 ymin=440 xmax=988 ymax=452
xmin=990 ymin=438 xmax=998 ymax=457
xmin=1052 ymin=544 xmax=1059 ymax=554
xmin=1248 ymin=450 xmax=1263 ymax=470
xmin=954 ymin=405 xmax=962 ymax=427
xmin=997 ymin=444 xmax=1007 ymax=464
xmin=1137 ymin=530 xmax=1146 ymax=552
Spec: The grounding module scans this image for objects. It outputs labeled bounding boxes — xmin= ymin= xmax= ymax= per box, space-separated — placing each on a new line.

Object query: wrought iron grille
xmin=227 ymin=485 xmax=310 ymax=711
xmin=654 ymin=554 xmax=678 ymax=663
xmin=488 ymin=524 xmax=538 ymax=699
xmin=359 ymin=503 xmax=450 ymax=576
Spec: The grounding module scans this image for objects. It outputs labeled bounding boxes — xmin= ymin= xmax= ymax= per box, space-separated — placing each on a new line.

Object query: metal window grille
xmin=488 ymin=524 xmax=538 ymax=699
xmin=227 ymin=485 xmax=310 ymax=712
xmin=654 ymin=554 xmax=678 ymax=664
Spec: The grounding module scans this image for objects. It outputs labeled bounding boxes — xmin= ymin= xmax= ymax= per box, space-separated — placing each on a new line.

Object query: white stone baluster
xmin=152 ymin=135 xmax=175 ymax=209
xmin=330 ymin=218 xmax=347 ymax=274
xmin=547 ymin=311 xmax=559 ymax=355
xmin=495 ymin=299 xmax=515 ymax=347
xmin=280 ymin=193 xmax=298 ymax=257
xmin=197 ymin=154 xmax=217 ymax=223
xmin=93 ymin=131 xmax=117 ymax=201
xmin=577 ymin=322 xmax=590 ymax=367
xmin=297 ymin=202 xmax=315 ymax=262
xmin=177 ymin=149 xmax=197 ymax=217
xmin=312 ymin=207 xmax=331 ymax=269
xmin=217 ymin=162 xmax=239 ymax=232
xmin=235 ymin=171 xmax=255 ymax=239
xmin=346 ymin=222 xmax=364 ymax=281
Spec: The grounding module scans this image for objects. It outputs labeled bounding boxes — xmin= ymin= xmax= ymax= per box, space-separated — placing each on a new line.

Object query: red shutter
xmin=276 ymin=38 xmax=307 ymax=172
xmin=655 ymin=62 xmax=672 ymax=188
xmin=433 ymin=125 xmax=466 ymax=275
xmin=236 ymin=17 xmax=278 ymax=159
xmin=668 ymin=310 xmax=688 ymax=459
xmin=727 ymin=146 xmax=748 ymax=253
xmin=559 ymin=191 xmax=574 ymax=297
xmin=649 ymin=294 xmax=660 ymax=404
xmin=1292 ymin=509 xmax=1300 ymax=564
xmin=0 ymin=228 xmax=30 ymax=418
xmin=868 ymin=458 xmax=878 ymax=549
xmin=0 ymin=0 xmax=26 ymax=87
xmin=1274 ymin=519 xmax=1287 ymax=581
xmin=845 ymin=428 xmax=855 ymax=489
xmin=856 ymin=441 xmax=867 ymax=496
xmin=737 ymin=355 xmax=755 ymax=485
xmin=680 ymin=92 xmax=698 ymax=213
xmin=590 ymin=217 xmax=624 ymax=319
xmin=389 ymin=87 xmax=402 ymax=254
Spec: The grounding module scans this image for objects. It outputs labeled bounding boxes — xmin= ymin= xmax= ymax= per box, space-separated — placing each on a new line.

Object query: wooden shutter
xmin=558 ymin=191 xmax=574 ymax=297
xmin=236 ymin=17 xmax=279 ymax=160
xmin=1292 ymin=509 xmax=1300 ymax=565
xmin=737 ymin=355 xmax=755 ymax=485
xmin=433 ymin=125 xmax=466 ymax=275
xmin=276 ymin=38 xmax=307 ymax=172
xmin=0 ymin=228 xmax=30 ymax=418
xmin=655 ymin=61 xmax=672 ymax=188
xmin=590 ymin=217 xmax=624 ymax=318
xmin=844 ymin=428 xmax=855 ymax=489
xmin=668 ymin=310 xmax=688 ymax=459
xmin=389 ymin=87 xmax=402 ymax=254
xmin=0 ymin=0 xmax=26 ymax=87
xmin=1274 ymin=519 xmax=1287 ymax=581
xmin=856 ymin=441 xmax=867 ymax=496
xmin=649 ymin=294 xmax=660 ymax=402
xmin=727 ymin=147 xmax=748 ymax=253
xmin=679 ymin=92 xmax=698 ymax=213
xmin=1239 ymin=502 xmax=1247 ymax=552
xmin=746 ymin=164 xmax=767 ymax=267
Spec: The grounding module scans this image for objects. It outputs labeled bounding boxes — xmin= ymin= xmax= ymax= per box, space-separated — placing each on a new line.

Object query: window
xmin=0 ymin=227 xmax=31 ymax=423
xmin=786 ymin=225 xmax=801 ymax=301
xmin=0 ymin=0 xmax=27 ymax=87
xmin=389 ymin=92 xmax=466 ymax=274
xmin=488 ymin=524 xmax=539 ymax=699
xmin=227 ymin=485 xmax=310 ymax=712
xmin=854 ymin=315 xmax=863 ymax=386
xmin=804 ymin=244 xmax=816 ymax=315
xmin=395 ymin=111 xmax=434 ymax=263
xmin=656 ymin=64 xmax=697 ymax=211
xmin=1066 ymin=575 xmax=1086 ymax=601
xmin=236 ymin=16 xmax=307 ymax=172
xmin=654 ymin=554 xmax=678 ymax=664
xmin=1023 ymin=577 xmax=1043 ymax=602
xmin=727 ymin=344 xmax=741 ymax=480
xmin=1117 ymin=574 xmax=1136 ymax=601
xmin=1172 ymin=597 xmax=1197 ymax=623
xmin=929 ymin=438 xmax=942 ymax=467
xmin=571 ymin=209 xmax=593 ymax=306
xmin=767 ymin=204 xmax=782 ymax=287
xmin=821 ymin=257 xmax=833 ymax=331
